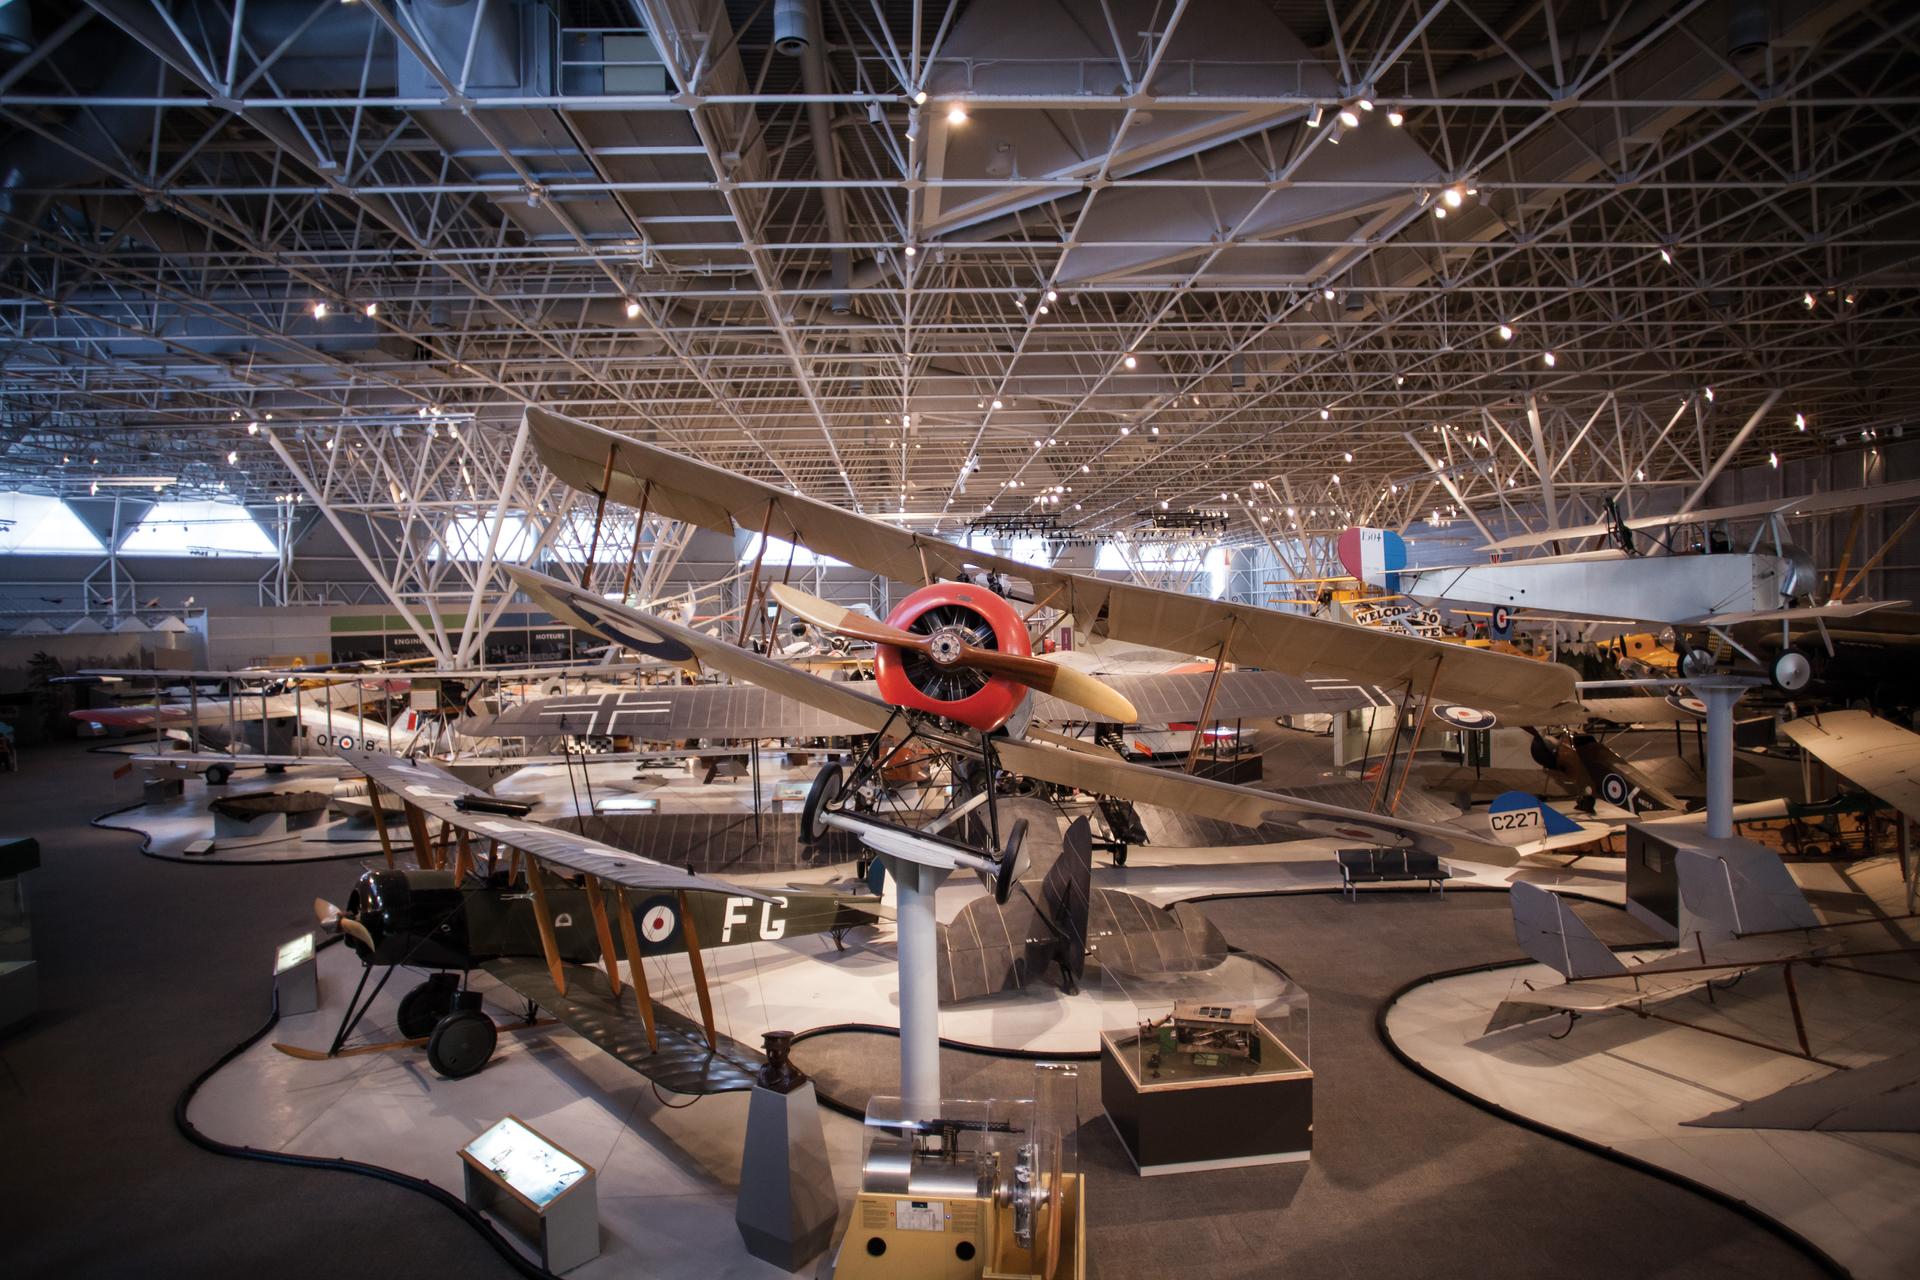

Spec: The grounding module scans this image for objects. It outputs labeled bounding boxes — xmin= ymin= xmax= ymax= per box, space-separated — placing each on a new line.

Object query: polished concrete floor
xmin=2 ymin=740 xmax=1832 ymax=1278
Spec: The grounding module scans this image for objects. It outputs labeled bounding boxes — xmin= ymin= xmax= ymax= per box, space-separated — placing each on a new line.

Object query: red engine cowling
xmin=872 ymin=582 xmax=1032 ymax=732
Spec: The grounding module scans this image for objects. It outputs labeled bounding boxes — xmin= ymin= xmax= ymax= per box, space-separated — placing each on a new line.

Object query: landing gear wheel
xmin=800 ymin=763 xmax=844 ymax=844
xmin=1112 ymin=844 xmax=1128 ymax=868
xmin=991 ymin=819 xmax=1028 ymax=905
xmin=397 ymin=973 xmax=461 ymax=1039
xmin=426 ymin=995 xmax=496 ymax=1079
xmin=205 ymin=764 xmax=232 ymax=786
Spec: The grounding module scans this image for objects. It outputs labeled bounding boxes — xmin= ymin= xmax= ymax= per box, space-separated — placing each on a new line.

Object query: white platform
xmin=1381 ymin=864 xmax=1920 ymax=1280
xmin=194 ymin=941 xmax=867 ymax=1278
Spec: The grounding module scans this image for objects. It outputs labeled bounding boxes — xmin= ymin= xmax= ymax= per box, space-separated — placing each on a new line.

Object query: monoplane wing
xmin=1781 ymin=711 xmax=1920 ymax=825
xmin=508 ymin=568 xmax=1500 ymax=859
xmin=1685 ymin=600 xmax=1907 ymax=627
xmin=524 ymin=408 xmax=1582 ymax=724
xmin=338 ymin=748 xmax=771 ymax=901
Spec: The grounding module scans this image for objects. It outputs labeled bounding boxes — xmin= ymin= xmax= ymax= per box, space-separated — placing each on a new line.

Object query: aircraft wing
xmin=1485 ymin=968 xmax=1744 ymax=1031
xmin=525 ymin=408 xmax=1582 ymax=725
xmin=338 ymin=748 xmax=772 ymax=901
xmin=1780 ymin=711 xmax=1920 ymax=825
xmin=509 ymin=568 xmax=1501 ymax=859
xmin=459 ymin=686 xmax=866 ymax=740
xmin=1031 ymin=669 xmax=1393 ymax=723
xmin=1685 ymin=599 xmax=1908 ymax=627
xmin=1477 ymin=476 xmax=1920 ymax=553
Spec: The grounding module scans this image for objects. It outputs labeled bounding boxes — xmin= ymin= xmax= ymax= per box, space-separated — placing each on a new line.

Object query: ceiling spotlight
xmin=1434 ymin=205 xmax=1447 ymax=220
xmin=1045 ymin=289 xmax=1058 ymax=302
xmin=1395 ymin=375 xmax=1405 ymax=386
xmin=1306 ymin=104 xmax=1323 ymax=128
xmin=1497 ymin=323 xmax=1513 ymax=341
xmin=1319 ymin=408 xmax=1331 ymax=420
xmin=1386 ymin=107 xmax=1404 ymax=127
xmin=1795 ymin=412 xmax=1807 ymax=430
xmin=1123 ymin=353 xmax=1137 ymax=369
xmin=624 ymin=297 xmax=641 ymax=318
xmin=1658 ymin=248 xmax=1672 ymax=265
xmin=364 ymin=301 xmax=378 ymax=318
xmin=1120 ymin=426 xmax=1131 ymax=435
xmin=1803 ymin=292 xmax=1816 ymax=309
xmin=1357 ymin=98 xmax=1374 ymax=112
xmin=1330 ymin=474 xmax=1340 ymax=486
xmin=226 ymin=450 xmax=238 ymax=464
xmin=1150 ymin=426 xmax=1159 ymax=435
xmin=903 ymin=244 xmax=917 ymax=257
xmin=991 ymin=398 xmax=1003 ymax=410
xmin=312 ymin=301 xmax=329 ymax=319
xmin=1322 ymin=287 xmax=1335 ymax=301
xmin=90 ymin=480 xmax=98 ymax=495
xmin=1337 ymin=107 xmax=1359 ymax=129
xmin=247 ymin=421 xmax=259 ymax=435
xmin=1542 ymin=350 xmax=1557 ymax=367
xmin=947 ymin=104 xmax=969 ymax=125
xmin=912 ymin=90 xmax=928 ymax=105
xmin=1443 ymin=186 xmax=1464 ymax=208
xmin=1769 ymin=451 xmax=1779 ymax=468
xmin=1081 ymin=464 xmax=1090 ymax=473
xmin=1704 ymin=385 xmax=1715 ymax=401
xmin=1037 ymin=304 xmax=1049 ymax=315
xmin=1342 ymin=451 xmax=1353 ymax=462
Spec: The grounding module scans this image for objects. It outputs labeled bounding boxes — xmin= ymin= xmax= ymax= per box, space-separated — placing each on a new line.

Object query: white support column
xmin=888 ymin=857 xmax=948 ymax=1120
xmin=1692 ymin=678 xmax=1754 ymax=840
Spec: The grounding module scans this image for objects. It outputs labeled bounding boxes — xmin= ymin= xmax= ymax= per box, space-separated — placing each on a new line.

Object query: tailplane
xmin=1675 ymin=847 xmax=1818 ymax=948
xmin=1488 ymin=791 xmax=1584 ymax=846
xmin=1510 ymin=881 xmax=1627 ymax=979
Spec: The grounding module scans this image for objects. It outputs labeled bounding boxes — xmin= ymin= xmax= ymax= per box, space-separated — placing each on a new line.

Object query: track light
xmin=1320 ymin=408 xmax=1331 ymax=420
xmin=1357 ymin=98 xmax=1374 ymax=112
xmin=1498 ymin=324 xmax=1513 ymax=341
xmin=1443 ymin=187 xmax=1464 ymax=208
xmin=364 ymin=302 xmax=378 ymax=318
xmin=1338 ymin=108 xmax=1359 ymax=129
xmin=1658 ymin=248 xmax=1672 ymax=265
xmin=1434 ymin=205 xmax=1447 ymax=219
xmin=1795 ymin=412 xmax=1807 ymax=430
xmin=1386 ymin=107 xmax=1404 ymax=127
xmin=1342 ymin=451 xmax=1353 ymax=462
xmin=624 ymin=297 xmax=641 ymax=319
xmin=1769 ymin=452 xmax=1779 ymax=468
xmin=312 ymin=301 xmax=329 ymax=319
xmin=946 ymin=104 xmax=969 ymax=125
xmin=1704 ymin=385 xmax=1714 ymax=401
xmin=1803 ymin=292 xmax=1816 ymax=309
xmin=1123 ymin=353 xmax=1137 ymax=369
xmin=247 ymin=422 xmax=259 ymax=435
xmin=1045 ymin=289 xmax=1057 ymax=302
xmin=903 ymin=244 xmax=917 ymax=257
xmin=991 ymin=398 xmax=1003 ymax=410
xmin=1542 ymin=351 xmax=1557 ymax=367
xmin=1322 ymin=287 xmax=1335 ymax=300
xmin=226 ymin=450 xmax=238 ymax=464
xmin=1306 ymin=104 xmax=1323 ymax=128
xmin=912 ymin=90 xmax=927 ymax=105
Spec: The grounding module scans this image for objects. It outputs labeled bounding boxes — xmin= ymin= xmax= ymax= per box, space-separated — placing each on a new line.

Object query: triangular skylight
xmin=119 ymin=500 xmax=276 ymax=558
xmin=0 ymin=492 xmax=107 ymax=555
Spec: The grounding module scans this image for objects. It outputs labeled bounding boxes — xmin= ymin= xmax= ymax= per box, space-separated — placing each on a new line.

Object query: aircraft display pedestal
xmin=1099 ymin=1027 xmax=1313 ymax=1175
xmin=734 ymin=1031 xmax=838 ymax=1270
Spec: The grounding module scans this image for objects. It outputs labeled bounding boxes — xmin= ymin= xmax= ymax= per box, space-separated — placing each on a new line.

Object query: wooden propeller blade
xmin=768 ymin=584 xmax=928 ymax=652
xmin=961 ymin=648 xmax=1139 ymax=722
xmin=338 ymin=917 xmax=375 ymax=948
xmin=313 ymin=897 xmax=341 ymax=928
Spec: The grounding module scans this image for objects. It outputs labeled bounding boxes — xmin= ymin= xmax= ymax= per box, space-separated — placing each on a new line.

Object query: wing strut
xmin=401 ymin=802 xmax=439 ymax=871
xmin=363 ymin=778 xmax=398 ymax=869
xmin=524 ymin=857 xmax=569 ymax=996
xmin=1184 ymin=618 xmax=1236 ymax=774
xmin=452 ymin=828 xmax=473 ymax=882
xmin=678 ymin=889 xmax=719 ymax=1049
xmin=613 ymin=886 xmax=660 ymax=1051
xmin=581 ymin=873 xmax=623 ymax=998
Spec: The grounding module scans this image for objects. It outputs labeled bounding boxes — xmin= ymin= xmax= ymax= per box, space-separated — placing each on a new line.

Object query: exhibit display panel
xmin=1099 ymin=960 xmax=1313 ymax=1174
xmin=0 ymin=836 xmax=40 ymax=1031
xmin=460 ymin=1114 xmax=600 ymax=1273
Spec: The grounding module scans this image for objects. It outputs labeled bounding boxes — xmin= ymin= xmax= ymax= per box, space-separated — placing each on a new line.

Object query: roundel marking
xmin=639 ymin=899 xmax=678 ymax=944
xmin=571 ymin=599 xmax=695 ymax=664
xmin=1600 ymin=773 xmax=1631 ymax=806
xmin=1432 ymin=704 xmax=1498 ymax=731
xmin=1492 ymin=605 xmax=1512 ymax=632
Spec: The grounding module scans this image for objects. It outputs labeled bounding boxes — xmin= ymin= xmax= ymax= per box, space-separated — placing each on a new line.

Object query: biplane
xmin=290 ymin=749 xmax=879 ymax=1088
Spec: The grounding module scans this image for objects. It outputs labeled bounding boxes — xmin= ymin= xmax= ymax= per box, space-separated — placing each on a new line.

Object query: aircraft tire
xmin=800 ymin=763 xmax=843 ymax=844
xmin=426 ymin=1009 xmax=497 ymax=1079
xmin=205 ymin=764 xmax=232 ymax=786
xmin=1112 ymin=845 xmax=1128 ymax=867
xmin=397 ymin=974 xmax=461 ymax=1039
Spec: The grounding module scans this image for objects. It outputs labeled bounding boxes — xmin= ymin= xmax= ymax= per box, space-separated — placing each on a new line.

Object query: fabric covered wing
xmin=1087 ymin=891 xmax=1229 ymax=977
xmin=339 ymin=749 xmax=769 ymax=901
xmin=525 ymin=409 xmax=1581 ymax=724
xmin=460 ymin=686 xmax=866 ymax=741
xmin=1782 ymin=710 xmax=1920 ymax=826
xmin=937 ymin=891 xmax=1054 ymax=1003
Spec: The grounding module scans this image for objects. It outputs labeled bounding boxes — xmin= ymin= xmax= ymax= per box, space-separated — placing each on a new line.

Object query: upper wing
xmin=524 ymin=408 xmax=1581 ymax=725
xmin=338 ymin=748 xmax=771 ymax=901
xmin=508 ymin=568 xmax=1499 ymax=859
xmin=1781 ymin=710 xmax=1920 ymax=825
xmin=1478 ymin=476 xmax=1920 ymax=553
xmin=459 ymin=686 xmax=866 ymax=740
xmin=1029 ymin=668 xmax=1387 ymax=724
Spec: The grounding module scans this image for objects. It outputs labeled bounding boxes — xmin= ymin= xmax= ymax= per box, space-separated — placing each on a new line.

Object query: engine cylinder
xmin=872 ymin=582 xmax=1032 ymax=731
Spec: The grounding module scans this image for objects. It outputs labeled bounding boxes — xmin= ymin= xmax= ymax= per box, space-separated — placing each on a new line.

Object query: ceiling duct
xmin=775 ymin=0 xmax=851 ymax=313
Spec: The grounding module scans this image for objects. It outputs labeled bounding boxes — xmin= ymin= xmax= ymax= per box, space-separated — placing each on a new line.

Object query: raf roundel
xmin=1492 ymin=605 xmax=1513 ymax=633
xmin=1432 ymin=704 xmax=1498 ymax=732
xmin=638 ymin=897 xmax=680 ymax=947
xmin=1600 ymin=772 xmax=1631 ymax=807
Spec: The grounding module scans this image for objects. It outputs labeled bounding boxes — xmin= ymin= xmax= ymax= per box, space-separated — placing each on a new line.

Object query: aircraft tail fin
xmin=1511 ymin=881 xmax=1627 ymax=979
xmin=1573 ymin=735 xmax=1683 ymax=814
xmin=1336 ymin=526 xmax=1406 ymax=591
xmin=1675 ymin=847 xmax=1819 ymax=948
xmin=1488 ymin=791 xmax=1583 ymax=846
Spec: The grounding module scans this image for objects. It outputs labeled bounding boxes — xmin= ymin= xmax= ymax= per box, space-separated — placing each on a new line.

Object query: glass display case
xmin=1099 ymin=958 xmax=1313 ymax=1175
xmin=834 ymin=1064 xmax=1084 ymax=1279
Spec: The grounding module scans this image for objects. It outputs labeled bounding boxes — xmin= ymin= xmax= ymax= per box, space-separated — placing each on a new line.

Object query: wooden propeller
xmin=769 ymin=584 xmax=1138 ymax=723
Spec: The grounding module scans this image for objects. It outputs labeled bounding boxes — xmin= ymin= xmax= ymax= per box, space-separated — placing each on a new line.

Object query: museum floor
xmin=1 ymin=742 xmax=1831 ymax=1279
